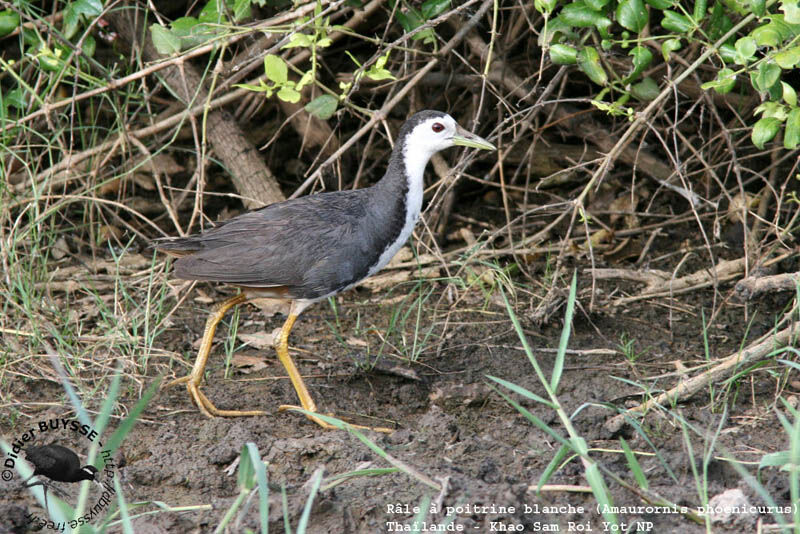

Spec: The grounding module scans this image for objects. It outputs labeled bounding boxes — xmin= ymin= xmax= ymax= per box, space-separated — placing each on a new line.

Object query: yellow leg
xmin=168 ymin=293 xmax=265 ymax=417
xmin=275 ymin=309 xmax=393 ymax=433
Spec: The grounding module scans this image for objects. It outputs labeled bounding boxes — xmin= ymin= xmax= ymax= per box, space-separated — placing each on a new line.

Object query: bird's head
xmin=81 ymin=465 xmax=100 ymax=482
xmin=401 ymin=110 xmax=496 ymax=156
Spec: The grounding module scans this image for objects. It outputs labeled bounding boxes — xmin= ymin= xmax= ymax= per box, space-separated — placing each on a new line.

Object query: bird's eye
xmin=431 ymin=122 xmax=445 ymax=133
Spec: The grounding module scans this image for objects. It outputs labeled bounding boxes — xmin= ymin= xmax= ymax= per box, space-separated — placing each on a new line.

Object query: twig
xmin=289 ymin=0 xmax=494 ymax=199
xmin=605 ymin=316 xmax=800 ymax=433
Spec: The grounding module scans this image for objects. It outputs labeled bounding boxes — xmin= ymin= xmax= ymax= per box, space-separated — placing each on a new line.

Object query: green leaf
xmin=233 ymin=0 xmax=251 ymax=21
xmin=538 ymin=17 xmax=577 ymax=46
xmin=783 ymin=81 xmax=798 ymax=106
xmin=631 ymin=76 xmax=660 ymax=100
xmin=617 ymin=0 xmax=648 ymax=32
xmin=37 ymin=45 xmax=65 ymax=72
xmin=776 ymin=46 xmax=800 ymax=68
xmin=661 ymin=10 xmax=693 ymax=33
xmin=366 ymin=66 xmax=395 ymax=81
xmin=752 ymin=16 xmax=800 ymax=47
xmin=421 ymin=0 xmax=451 ymax=19
xmin=487 ymin=376 xmax=555 ymax=407
xmin=785 ymin=108 xmax=800 ymax=148
xmin=237 ymin=443 xmax=257 ymax=490
xmin=586 ymin=0 xmax=611 ymax=10
xmin=735 ymin=36 xmax=757 ymax=59
xmin=366 ymin=51 xmax=396 ymax=81
xmin=752 ymin=61 xmax=781 ymax=92
xmin=63 ymin=5 xmax=80 ymax=40
xmin=4 ymin=87 xmax=26 ymax=109
xmin=700 ymin=67 xmax=736 ymax=93
xmin=661 ymin=38 xmax=682 ymax=61
xmin=264 ymin=54 xmax=288 ymax=84
xmin=395 ymin=6 xmax=435 ymax=42
xmin=752 ymin=117 xmax=781 ymax=148
xmin=708 ymin=1 xmax=733 ymax=40
xmin=233 ymin=80 xmax=270 ymax=93
xmin=755 ymin=100 xmax=787 ymax=119
xmin=296 ymin=70 xmax=314 ymax=90
xmin=0 ymin=10 xmax=19 ymax=38
xmin=734 ymin=36 xmax=757 ymax=65
xmin=645 ymin=0 xmax=673 ymax=8
xmin=627 ymin=45 xmax=653 ymax=80
xmin=781 ymin=0 xmax=800 ymax=24
xmin=73 ymin=0 xmax=103 ymax=17
xmin=693 ymin=0 xmax=709 ymax=20
xmin=559 ymin=2 xmax=611 ymax=27
xmin=577 ymin=46 xmax=608 ymax=85
xmin=719 ymin=43 xmax=737 ymax=62
xmin=305 ymin=94 xmax=338 ymax=119
xmin=199 ymin=0 xmax=228 ymax=24
xmin=150 ymin=24 xmax=181 ymax=55
xmin=535 ymin=0 xmax=559 ymax=13
xmin=283 ymin=32 xmax=314 ymax=49
xmin=171 ymin=17 xmax=200 ymax=34
xmin=277 ymin=86 xmax=301 ymax=103
xmin=82 ymin=34 xmax=96 ymax=58
xmin=751 ymin=0 xmax=766 ymax=17
xmin=550 ymin=43 xmax=579 ymax=64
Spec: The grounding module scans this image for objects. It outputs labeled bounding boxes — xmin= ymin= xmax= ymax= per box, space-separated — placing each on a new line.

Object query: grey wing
xmin=167 ymin=191 xmax=375 ymax=298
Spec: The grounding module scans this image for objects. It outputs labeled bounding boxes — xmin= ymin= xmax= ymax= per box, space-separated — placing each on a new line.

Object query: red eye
xmin=432 ymin=122 xmax=445 ymax=133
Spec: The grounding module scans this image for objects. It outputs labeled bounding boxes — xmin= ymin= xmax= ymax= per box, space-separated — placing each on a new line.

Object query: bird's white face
xmin=409 ymin=114 xmax=461 ymax=153
xmin=402 ymin=114 xmax=495 ymax=180
xmin=83 ymin=466 xmax=99 ymax=481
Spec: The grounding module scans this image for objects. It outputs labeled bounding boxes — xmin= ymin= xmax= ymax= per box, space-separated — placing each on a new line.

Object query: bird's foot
xmin=185 ymin=380 xmax=266 ymax=418
xmin=166 ymin=375 xmax=190 ymax=387
xmin=278 ymin=404 xmax=393 ymax=433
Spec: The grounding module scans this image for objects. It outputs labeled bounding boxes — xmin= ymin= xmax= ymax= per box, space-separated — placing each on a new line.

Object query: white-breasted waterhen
xmin=24 ymin=445 xmax=99 ymax=511
xmin=154 ymin=110 xmax=495 ymax=430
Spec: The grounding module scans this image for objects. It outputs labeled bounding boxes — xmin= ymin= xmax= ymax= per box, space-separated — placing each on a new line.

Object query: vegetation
xmin=2 ymin=0 xmax=799 ymax=532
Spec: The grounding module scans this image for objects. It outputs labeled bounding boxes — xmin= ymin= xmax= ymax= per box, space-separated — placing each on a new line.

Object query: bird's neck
xmin=360 ymin=137 xmax=434 ymax=278
xmin=375 ymin=136 xmax=434 ymax=217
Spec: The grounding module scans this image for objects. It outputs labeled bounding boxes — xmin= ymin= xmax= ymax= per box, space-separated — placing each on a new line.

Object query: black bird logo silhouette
xmin=23 ymin=444 xmax=99 ymax=512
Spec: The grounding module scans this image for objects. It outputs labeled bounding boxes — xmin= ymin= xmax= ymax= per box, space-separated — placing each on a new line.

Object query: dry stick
xmin=288 ymin=0 xmax=494 ymax=200
xmin=128 ymin=136 xmax=182 ymax=234
xmin=604 ymin=317 xmax=800 ymax=434
xmin=589 ymin=249 xmax=794 ymax=306
xmin=735 ymin=272 xmax=800 ymax=300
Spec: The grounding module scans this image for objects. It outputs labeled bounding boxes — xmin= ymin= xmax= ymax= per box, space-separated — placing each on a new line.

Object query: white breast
xmin=366 ymin=139 xmax=430 ymax=278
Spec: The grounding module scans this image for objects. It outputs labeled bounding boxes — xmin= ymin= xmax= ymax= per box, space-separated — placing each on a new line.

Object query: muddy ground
xmin=2 ymin=235 xmax=797 ymax=533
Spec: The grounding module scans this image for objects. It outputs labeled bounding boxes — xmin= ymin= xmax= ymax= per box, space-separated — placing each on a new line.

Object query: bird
xmin=24 ymin=445 xmax=99 ymax=512
xmin=154 ymin=110 xmax=495 ymax=430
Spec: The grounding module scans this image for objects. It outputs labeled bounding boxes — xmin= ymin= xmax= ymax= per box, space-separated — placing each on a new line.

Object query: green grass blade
xmin=296 ymin=468 xmax=323 ymax=534
xmin=619 ymin=437 xmax=649 ymax=490
xmin=290 ymin=410 xmax=440 ymax=490
xmin=114 ymin=474 xmax=134 ymax=534
xmin=585 ymin=462 xmax=618 ymax=526
xmin=246 ymin=442 xmax=270 ymax=534
xmin=550 ymin=271 xmax=577 ymax=392
xmin=486 ymin=375 xmax=554 ymax=407
xmin=536 ymin=443 xmax=571 ymax=492
xmin=102 ymin=377 xmax=161 ymax=455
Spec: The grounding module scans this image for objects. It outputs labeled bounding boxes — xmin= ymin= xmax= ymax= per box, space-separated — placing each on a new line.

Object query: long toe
xmin=190 ymin=383 xmax=266 ymax=417
xmin=166 ymin=375 xmax=191 ymax=387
